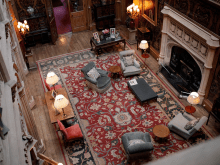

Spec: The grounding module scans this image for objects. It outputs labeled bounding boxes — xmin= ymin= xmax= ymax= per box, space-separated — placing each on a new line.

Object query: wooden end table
xmin=109 ymin=66 xmax=121 ymax=79
xmin=153 ymin=125 xmax=170 ymax=139
xmin=185 ymin=105 xmax=196 ymax=113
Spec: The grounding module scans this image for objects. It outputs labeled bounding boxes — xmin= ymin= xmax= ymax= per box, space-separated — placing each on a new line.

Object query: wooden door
xmin=68 ymin=0 xmax=88 ymax=32
xmin=45 ymin=0 xmax=58 ymax=44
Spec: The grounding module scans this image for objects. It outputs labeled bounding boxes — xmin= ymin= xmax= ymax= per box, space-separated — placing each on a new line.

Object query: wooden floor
xmin=25 ymin=25 xmax=220 ymax=164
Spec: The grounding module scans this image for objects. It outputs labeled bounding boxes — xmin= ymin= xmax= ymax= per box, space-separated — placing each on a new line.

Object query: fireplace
xmin=158 ymin=5 xmax=220 ymax=103
xmin=161 ymin=46 xmax=201 ymax=93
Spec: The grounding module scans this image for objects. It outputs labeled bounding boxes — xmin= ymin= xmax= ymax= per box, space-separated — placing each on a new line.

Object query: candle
xmin=134 ymin=7 xmax=137 ymax=12
xmin=26 ymin=25 xmax=29 ymax=31
xmin=21 ymin=28 xmax=24 ymax=32
xmin=17 ymin=24 xmax=20 ymax=29
xmin=130 ymin=8 xmax=132 ymax=13
xmin=137 ymin=8 xmax=140 ymax=13
xmin=24 ymin=20 xmax=27 ymax=25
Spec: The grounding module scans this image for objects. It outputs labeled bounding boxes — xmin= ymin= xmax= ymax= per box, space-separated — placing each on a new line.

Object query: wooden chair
xmin=57 ymin=120 xmax=83 ymax=145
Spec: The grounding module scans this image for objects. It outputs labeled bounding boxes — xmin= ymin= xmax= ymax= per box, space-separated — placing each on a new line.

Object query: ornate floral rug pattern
xmin=37 ymin=45 xmax=212 ymax=165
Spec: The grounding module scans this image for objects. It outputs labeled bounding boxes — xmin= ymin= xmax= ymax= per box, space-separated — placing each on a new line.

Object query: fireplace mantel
xmin=158 ymin=5 xmax=220 ymax=103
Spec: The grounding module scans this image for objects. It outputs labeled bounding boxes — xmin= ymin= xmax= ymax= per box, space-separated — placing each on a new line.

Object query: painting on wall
xmin=142 ymin=0 xmax=157 ymax=26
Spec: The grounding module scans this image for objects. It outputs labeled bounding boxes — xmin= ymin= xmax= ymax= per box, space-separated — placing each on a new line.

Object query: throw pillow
xmin=87 ymin=67 xmax=100 ymax=80
xmin=184 ymin=118 xmax=200 ymax=130
xmin=128 ymin=139 xmax=145 ymax=147
xmin=123 ymin=54 xmax=134 ymax=67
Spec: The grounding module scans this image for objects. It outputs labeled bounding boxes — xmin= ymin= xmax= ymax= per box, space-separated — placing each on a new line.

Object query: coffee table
xmin=153 ymin=125 xmax=170 ymax=139
xmin=109 ymin=66 xmax=121 ymax=79
xmin=127 ymin=78 xmax=158 ymax=105
xmin=90 ymin=36 xmax=126 ymax=59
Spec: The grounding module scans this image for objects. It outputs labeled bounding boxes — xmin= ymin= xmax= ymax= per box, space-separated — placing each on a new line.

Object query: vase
xmin=130 ymin=19 xmax=135 ymax=30
xmin=101 ymin=0 xmax=107 ymax=5
xmin=27 ymin=6 xmax=34 ymax=16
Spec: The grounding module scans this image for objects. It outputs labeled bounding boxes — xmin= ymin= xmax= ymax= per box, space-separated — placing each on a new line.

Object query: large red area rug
xmin=37 ymin=45 xmax=212 ymax=165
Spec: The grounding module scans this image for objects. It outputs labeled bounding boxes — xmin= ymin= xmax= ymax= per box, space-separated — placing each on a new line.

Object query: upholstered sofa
xmin=119 ymin=50 xmax=141 ymax=77
xmin=168 ymin=112 xmax=207 ymax=140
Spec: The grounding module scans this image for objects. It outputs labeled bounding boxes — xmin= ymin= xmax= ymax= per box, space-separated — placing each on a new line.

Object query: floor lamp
xmin=54 ymin=94 xmax=69 ymax=117
xmin=186 ymin=92 xmax=200 ymax=113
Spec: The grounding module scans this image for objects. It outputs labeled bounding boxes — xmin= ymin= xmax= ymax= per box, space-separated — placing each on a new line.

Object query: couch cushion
xmin=66 ymin=124 xmax=83 ymax=140
xmin=123 ymin=54 xmax=134 ymax=67
xmin=123 ymin=66 xmax=141 ymax=73
xmin=97 ymin=76 xmax=111 ymax=88
xmin=184 ymin=118 xmax=200 ymax=130
xmin=127 ymin=142 xmax=154 ymax=154
xmin=57 ymin=120 xmax=67 ymax=136
xmin=129 ymin=139 xmax=145 ymax=147
xmin=87 ymin=67 xmax=100 ymax=80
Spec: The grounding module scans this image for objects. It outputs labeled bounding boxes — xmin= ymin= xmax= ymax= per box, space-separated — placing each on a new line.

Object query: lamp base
xmin=141 ymin=53 xmax=150 ymax=58
xmin=185 ymin=105 xmax=196 ymax=113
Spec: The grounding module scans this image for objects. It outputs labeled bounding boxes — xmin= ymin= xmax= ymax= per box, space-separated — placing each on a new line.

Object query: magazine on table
xmin=129 ymin=79 xmax=137 ymax=86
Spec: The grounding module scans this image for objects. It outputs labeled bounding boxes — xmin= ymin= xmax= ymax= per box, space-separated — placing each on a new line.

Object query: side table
xmin=153 ymin=125 xmax=170 ymax=139
xmin=109 ymin=66 xmax=121 ymax=79
xmin=185 ymin=105 xmax=196 ymax=114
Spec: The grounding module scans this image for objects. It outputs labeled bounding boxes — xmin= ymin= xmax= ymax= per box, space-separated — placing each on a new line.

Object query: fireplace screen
xmin=161 ymin=46 xmax=201 ymax=93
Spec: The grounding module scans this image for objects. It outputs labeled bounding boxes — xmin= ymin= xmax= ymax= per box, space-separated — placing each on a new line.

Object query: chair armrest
xmin=96 ymin=68 xmax=108 ymax=76
xmin=143 ymin=132 xmax=151 ymax=142
xmin=122 ymin=134 xmax=130 ymax=150
xmin=194 ymin=116 xmax=208 ymax=130
xmin=85 ymin=76 xmax=97 ymax=84
xmin=134 ymin=59 xmax=140 ymax=68
xmin=121 ymin=61 xmax=125 ymax=71
xmin=168 ymin=124 xmax=190 ymax=135
xmin=183 ymin=112 xmax=196 ymax=121
xmin=127 ymin=142 xmax=154 ymax=154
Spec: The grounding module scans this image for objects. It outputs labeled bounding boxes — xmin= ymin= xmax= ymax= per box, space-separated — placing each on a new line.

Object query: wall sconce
xmin=17 ymin=20 xmax=29 ymax=36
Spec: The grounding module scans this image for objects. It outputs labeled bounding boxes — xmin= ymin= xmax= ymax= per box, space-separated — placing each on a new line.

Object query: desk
xmin=45 ymin=88 xmax=74 ymax=124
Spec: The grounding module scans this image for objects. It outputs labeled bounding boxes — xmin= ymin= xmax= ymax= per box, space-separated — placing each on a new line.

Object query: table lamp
xmin=54 ymin=94 xmax=69 ymax=117
xmin=46 ymin=71 xmax=59 ymax=93
xmin=139 ymin=40 xmax=149 ymax=59
xmin=186 ymin=92 xmax=200 ymax=113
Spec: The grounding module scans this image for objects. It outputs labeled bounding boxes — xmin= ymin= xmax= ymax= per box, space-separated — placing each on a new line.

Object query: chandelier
xmin=126 ymin=3 xmax=140 ymax=20
xmin=17 ymin=20 xmax=29 ymax=36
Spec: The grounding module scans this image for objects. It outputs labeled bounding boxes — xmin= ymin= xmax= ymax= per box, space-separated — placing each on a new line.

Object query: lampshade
xmin=187 ymin=92 xmax=200 ymax=105
xmin=139 ymin=40 xmax=149 ymax=50
xmin=46 ymin=71 xmax=59 ymax=85
xmin=54 ymin=95 xmax=69 ymax=109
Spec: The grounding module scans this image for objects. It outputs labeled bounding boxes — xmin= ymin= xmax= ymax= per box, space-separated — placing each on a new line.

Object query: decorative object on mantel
xmin=27 ymin=6 xmax=34 ymax=16
xmin=101 ymin=0 xmax=107 ymax=5
xmin=0 ymin=107 xmax=9 ymax=140
xmin=126 ymin=3 xmax=140 ymax=30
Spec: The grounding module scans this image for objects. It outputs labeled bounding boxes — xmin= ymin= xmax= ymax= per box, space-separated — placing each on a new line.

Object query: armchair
xmin=119 ymin=50 xmax=141 ymax=77
xmin=57 ymin=120 xmax=83 ymax=145
xmin=122 ymin=132 xmax=154 ymax=161
xmin=81 ymin=62 xmax=111 ymax=93
xmin=168 ymin=113 xmax=207 ymax=140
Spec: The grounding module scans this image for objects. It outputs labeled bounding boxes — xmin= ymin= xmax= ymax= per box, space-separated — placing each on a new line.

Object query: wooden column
xmin=115 ymin=0 xmax=122 ymax=25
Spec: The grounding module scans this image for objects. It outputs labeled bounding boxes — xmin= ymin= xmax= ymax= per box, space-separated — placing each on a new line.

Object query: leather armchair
xmin=119 ymin=50 xmax=141 ymax=77
xmin=168 ymin=113 xmax=208 ymax=140
xmin=122 ymin=132 xmax=154 ymax=161
xmin=81 ymin=62 xmax=111 ymax=93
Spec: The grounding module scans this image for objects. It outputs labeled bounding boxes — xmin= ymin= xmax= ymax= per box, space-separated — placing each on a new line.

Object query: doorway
xmin=52 ymin=0 xmax=72 ymax=34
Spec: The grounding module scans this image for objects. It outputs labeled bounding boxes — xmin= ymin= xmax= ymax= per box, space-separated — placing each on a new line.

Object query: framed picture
xmin=142 ymin=0 xmax=158 ymax=26
xmin=93 ymin=32 xmax=100 ymax=43
xmin=110 ymin=28 xmax=115 ymax=38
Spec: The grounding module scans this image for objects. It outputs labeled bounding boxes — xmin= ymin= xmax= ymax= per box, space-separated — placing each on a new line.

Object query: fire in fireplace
xmin=161 ymin=46 xmax=201 ymax=93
